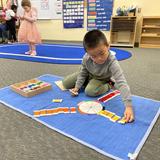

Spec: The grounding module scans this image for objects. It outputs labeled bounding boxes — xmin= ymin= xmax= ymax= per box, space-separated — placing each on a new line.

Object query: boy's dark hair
xmin=11 ymin=5 xmax=17 ymax=10
xmin=83 ymin=30 xmax=109 ymax=51
xmin=21 ymin=0 xmax=31 ymax=7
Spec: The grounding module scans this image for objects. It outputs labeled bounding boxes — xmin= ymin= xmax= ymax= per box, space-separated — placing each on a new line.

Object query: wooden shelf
xmin=142 ymin=25 xmax=160 ymax=29
xmin=111 ymin=43 xmax=134 ymax=47
xmin=112 ymin=16 xmax=137 ymax=18
xmin=110 ymin=16 xmax=137 ymax=48
xmin=141 ymin=33 xmax=160 ymax=37
xmin=142 ymin=16 xmax=160 ymax=19
xmin=140 ymin=16 xmax=160 ymax=48
xmin=140 ymin=44 xmax=160 ymax=48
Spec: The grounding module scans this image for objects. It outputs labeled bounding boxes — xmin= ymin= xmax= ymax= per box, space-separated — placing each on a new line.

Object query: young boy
xmin=5 ymin=4 xmax=17 ymax=43
xmin=62 ymin=30 xmax=134 ymax=123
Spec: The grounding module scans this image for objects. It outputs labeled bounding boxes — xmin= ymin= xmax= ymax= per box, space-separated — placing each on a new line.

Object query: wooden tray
xmin=10 ymin=79 xmax=52 ymax=97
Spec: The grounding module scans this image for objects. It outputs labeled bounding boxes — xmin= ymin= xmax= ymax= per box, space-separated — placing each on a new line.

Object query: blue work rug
xmin=0 ymin=44 xmax=132 ymax=64
xmin=0 ymin=74 xmax=159 ymax=160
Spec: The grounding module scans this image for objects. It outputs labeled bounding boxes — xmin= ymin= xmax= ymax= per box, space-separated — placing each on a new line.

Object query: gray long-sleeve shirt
xmin=75 ymin=52 xmax=132 ymax=106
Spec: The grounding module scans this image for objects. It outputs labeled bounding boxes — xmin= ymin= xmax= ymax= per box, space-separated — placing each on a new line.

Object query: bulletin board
xmin=63 ymin=0 xmax=84 ymax=28
xmin=87 ymin=0 xmax=114 ymax=31
xmin=17 ymin=0 xmax=63 ymax=19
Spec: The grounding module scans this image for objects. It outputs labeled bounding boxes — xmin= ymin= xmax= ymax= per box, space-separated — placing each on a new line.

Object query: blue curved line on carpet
xmin=0 ymin=44 xmax=132 ymax=64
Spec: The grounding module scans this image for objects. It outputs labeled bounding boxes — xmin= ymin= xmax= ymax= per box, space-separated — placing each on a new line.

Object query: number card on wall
xmin=87 ymin=0 xmax=114 ymax=31
xmin=63 ymin=0 xmax=84 ymax=28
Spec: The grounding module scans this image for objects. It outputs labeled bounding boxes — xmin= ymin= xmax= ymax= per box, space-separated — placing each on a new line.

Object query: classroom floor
xmin=0 ymin=45 xmax=159 ymax=160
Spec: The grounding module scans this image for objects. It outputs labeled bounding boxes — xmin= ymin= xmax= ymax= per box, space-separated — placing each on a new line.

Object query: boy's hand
xmin=69 ymin=88 xmax=79 ymax=96
xmin=124 ymin=105 xmax=134 ymax=123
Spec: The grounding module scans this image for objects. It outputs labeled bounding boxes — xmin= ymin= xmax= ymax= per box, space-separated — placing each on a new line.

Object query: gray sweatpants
xmin=62 ymin=72 xmax=110 ymax=97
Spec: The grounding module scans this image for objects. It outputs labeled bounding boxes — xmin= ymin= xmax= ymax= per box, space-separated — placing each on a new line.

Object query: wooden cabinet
xmin=140 ymin=16 xmax=160 ymax=48
xmin=110 ymin=16 xmax=137 ymax=47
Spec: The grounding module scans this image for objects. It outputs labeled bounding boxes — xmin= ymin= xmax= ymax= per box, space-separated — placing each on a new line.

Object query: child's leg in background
xmin=6 ymin=20 xmax=15 ymax=42
xmin=25 ymin=43 xmax=32 ymax=54
xmin=85 ymin=79 xmax=110 ymax=97
xmin=62 ymin=72 xmax=79 ymax=89
xmin=26 ymin=43 xmax=35 ymax=55
xmin=29 ymin=43 xmax=32 ymax=51
xmin=0 ymin=23 xmax=8 ymax=43
xmin=10 ymin=21 xmax=17 ymax=42
xmin=31 ymin=43 xmax=36 ymax=51
xmin=8 ymin=30 xmax=12 ymax=42
xmin=0 ymin=27 xmax=3 ymax=43
xmin=2 ymin=30 xmax=8 ymax=43
xmin=30 ymin=43 xmax=37 ymax=56
xmin=2 ymin=23 xmax=9 ymax=43
xmin=11 ymin=28 xmax=17 ymax=42
xmin=6 ymin=21 xmax=11 ymax=42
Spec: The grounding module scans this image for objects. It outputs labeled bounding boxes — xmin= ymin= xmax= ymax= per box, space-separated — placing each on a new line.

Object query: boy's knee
xmin=62 ymin=78 xmax=72 ymax=89
xmin=85 ymin=85 xmax=98 ymax=97
xmin=85 ymin=83 xmax=110 ymax=97
xmin=62 ymin=72 xmax=79 ymax=89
